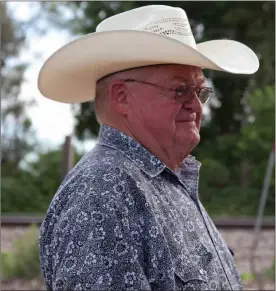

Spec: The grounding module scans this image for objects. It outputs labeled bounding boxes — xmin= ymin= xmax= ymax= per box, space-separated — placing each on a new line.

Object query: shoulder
xmin=67 ymin=144 xmax=142 ymax=194
xmin=65 ymin=143 xmax=141 ymax=185
xmin=40 ymin=143 xmax=151 ymax=246
xmin=43 ymin=144 xmax=146 ymax=225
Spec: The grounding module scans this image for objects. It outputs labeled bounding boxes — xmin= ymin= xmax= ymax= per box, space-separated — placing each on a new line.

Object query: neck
xmin=105 ymin=121 xmax=188 ymax=172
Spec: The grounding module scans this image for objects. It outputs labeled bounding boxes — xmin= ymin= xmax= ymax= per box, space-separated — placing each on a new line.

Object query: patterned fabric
xmin=39 ymin=124 xmax=243 ymax=291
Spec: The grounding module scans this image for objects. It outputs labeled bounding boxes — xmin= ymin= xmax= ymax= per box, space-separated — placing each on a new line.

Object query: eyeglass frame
xmin=123 ymin=78 xmax=213 ymax=104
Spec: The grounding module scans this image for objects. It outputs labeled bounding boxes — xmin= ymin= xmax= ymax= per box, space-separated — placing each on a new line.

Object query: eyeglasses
xmin=124 ymin=79 xmax=213 ymax=104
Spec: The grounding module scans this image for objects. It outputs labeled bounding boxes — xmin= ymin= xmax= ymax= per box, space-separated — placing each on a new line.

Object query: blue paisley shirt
xmin=39 ymin=125 xmax=243 ymax=291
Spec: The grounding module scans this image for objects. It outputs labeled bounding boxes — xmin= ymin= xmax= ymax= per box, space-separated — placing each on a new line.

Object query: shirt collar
xmin=98 ymin=124 xmax=201 ymax=180
xmin=98 ymin=125 xmax=166 ymax=177
xmin=177 ymin=156 xmax=201 ymax=200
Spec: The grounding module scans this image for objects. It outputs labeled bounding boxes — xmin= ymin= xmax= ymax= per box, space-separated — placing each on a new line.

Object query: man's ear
xmin=108 ymin=80 xmax=130 ymax=116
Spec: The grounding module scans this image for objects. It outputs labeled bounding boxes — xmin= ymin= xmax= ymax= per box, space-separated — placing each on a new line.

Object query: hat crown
xmin=96 ymin=5 xmax=197 ymax=49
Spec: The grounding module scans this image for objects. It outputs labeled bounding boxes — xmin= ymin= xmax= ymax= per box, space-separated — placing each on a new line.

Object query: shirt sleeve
xmin=50 ymin=189 xmax=152 ymax=291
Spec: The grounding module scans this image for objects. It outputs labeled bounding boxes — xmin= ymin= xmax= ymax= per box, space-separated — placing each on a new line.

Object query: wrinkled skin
xmin=103 ymin=64 xmax=206 ymax=171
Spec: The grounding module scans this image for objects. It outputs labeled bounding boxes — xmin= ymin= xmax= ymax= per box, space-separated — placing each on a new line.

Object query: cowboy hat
xmin=38 ymin=5 xmax=259 ymax=104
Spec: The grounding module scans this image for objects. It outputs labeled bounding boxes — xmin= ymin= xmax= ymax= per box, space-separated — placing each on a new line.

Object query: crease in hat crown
xmin=96 ymin=5 xmax=197 ymax=49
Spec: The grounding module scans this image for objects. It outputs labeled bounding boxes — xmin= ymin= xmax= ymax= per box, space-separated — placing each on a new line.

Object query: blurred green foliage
xmin=241 ymin=272 xmax=255 ymax=282
xmin=197 ymin=85 xmax=275 ymax=216
xmin=1 ymin=2 xmax=38 ymax=175
xmin=241 ymin=258 xmax=275 ymax=283
xmin=1 ymin=2 xmax=274 ymax=216
xmin=52 ymin=1 xmax=274 ymax=140
xmin=1 ymin=225 xmax=41 ymax=280
xmin=264 ymin=258 xmax=275 ymax=281
xmin=2 ymin=149 xmax=82 ymax=213
xmin=2 ymin=87 xmax=274 ymax=215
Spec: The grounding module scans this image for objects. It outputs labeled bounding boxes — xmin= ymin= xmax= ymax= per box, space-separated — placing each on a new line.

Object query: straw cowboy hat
xmin=38 ymin=5 xmax=259 ymax=104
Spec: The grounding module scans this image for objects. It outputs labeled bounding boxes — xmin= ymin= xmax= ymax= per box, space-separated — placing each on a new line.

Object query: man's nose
xmin=183 ymin=92 xmax=202 ymax=112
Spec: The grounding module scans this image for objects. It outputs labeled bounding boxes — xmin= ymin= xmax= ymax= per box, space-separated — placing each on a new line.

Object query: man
xmin=38 ymin=5 xmax=259 ymax=291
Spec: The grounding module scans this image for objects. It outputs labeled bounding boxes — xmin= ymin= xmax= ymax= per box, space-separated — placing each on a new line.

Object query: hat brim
xmin=38 ymin=30 xmax=259 ymax=103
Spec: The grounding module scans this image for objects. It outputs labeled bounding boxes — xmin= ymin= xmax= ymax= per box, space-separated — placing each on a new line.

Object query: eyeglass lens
xmin=175 ymin=86 xmax=211 ymax=104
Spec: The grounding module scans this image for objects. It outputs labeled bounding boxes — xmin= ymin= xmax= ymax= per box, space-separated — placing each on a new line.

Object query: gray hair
xmin=93 ymin=65 xmax=163 ymax=124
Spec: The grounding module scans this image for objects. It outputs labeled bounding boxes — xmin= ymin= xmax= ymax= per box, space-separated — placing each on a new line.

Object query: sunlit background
xmin=5 ymin=2 xmax=96 ymax=152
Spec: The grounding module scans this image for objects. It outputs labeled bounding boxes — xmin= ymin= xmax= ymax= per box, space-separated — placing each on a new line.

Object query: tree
xmin=1 ymin=2 xmax=37 ymax=176
xmin=2 ymin=147 xmax=83 ymax=213
xmin=197 ymin=85 xmax=275 ymax=216
xmin=40 ymin=1 xmax=137 ymax=138
xmin=38 ymin=2 xmax=274 ymax=216
xmin=40 ymin=1 xmax=274 ymax=139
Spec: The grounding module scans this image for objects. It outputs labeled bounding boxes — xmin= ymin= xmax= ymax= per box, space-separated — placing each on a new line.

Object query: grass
xmin=1 ymin=224 xmax=42 ymax=280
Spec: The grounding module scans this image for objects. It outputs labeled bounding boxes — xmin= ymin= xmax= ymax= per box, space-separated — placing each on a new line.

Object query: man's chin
xmin=175 ymin=131 xmax=200 ymax=148
xmin=189 ymin=134 xmax=200 ymax=148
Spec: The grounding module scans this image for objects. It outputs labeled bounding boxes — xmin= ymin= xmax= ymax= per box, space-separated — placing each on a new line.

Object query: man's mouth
xmin=176 ymin=118 xmax=196 ymax=122
xmin=176 ymin=114 xmax=197 ymax=123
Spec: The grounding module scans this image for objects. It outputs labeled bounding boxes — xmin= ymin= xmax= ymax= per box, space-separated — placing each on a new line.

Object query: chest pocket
xmin=174 ymin=259 xmax=209 ymax=291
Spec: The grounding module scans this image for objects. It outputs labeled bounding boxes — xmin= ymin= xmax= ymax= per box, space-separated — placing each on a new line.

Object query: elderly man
xmin=38 ymin=5 xmax=259 ymax=291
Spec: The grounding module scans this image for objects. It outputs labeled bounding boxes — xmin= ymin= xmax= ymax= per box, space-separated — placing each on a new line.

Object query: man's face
xmin=125 ymin=64 xmax=205 ymax=154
